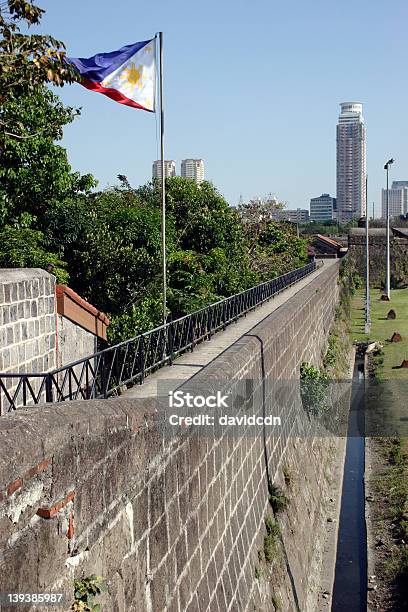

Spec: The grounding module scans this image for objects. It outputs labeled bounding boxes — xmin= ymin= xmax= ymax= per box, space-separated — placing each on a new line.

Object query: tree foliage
xmin=0 ymin=0 xmax=77 ymax=140
xmin=0 ymin=226 xmax=68 ymax=282
xmin=0 ymin=86 xmax=95 ymax=224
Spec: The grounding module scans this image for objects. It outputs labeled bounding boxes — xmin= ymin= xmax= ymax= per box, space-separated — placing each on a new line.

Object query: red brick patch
xmin=3 ymin=458 xmax=52 ymax=500
xmin=67 ymin=512 xmax=74 ymax=539
xmin=7 ymin=478 xmax=22 ymax=496
xmin=36 ymin=490 xmax=75 ymax=519
xmin=24 ymin=457 xmax=52 ymax=480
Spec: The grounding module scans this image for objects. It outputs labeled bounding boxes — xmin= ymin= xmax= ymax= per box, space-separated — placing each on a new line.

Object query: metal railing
xmin=0 ymin=262 xmax=316 ymax=412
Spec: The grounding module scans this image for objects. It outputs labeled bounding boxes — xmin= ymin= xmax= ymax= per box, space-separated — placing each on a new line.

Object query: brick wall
xmin=0 ymin=263 xmax=343 ymax=611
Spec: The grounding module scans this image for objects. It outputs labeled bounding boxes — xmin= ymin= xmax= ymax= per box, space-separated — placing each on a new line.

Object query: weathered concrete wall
xmin=56 ymin=315 xmax=96 ymax=370
xmin=348 ymin=231 xmax=408 ymax=287
xmin=0 ymin=263 xmax=342 ymax=611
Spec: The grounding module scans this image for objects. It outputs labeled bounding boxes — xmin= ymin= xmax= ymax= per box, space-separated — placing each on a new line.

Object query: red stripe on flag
xmin=81 ymin=78 xmax=154 ymax=112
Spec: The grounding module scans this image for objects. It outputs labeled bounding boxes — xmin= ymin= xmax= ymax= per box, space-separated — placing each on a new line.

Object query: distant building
xmin=152 ymin=160 xmax=176 ymax=180
xmin=314 ymin=234 xmax=343 ymax=257
xmin=181 ymin=159 xmax=205 ymax=184
xmin=336 ymin=102 xmax=366 ymax=223
xmin=272 ymin=208 xmax=309 ymax=223
xmin=381 ymin=181 xmax=408 ymax=219
xmin=310 ymin=194 xmax=336 ymax=222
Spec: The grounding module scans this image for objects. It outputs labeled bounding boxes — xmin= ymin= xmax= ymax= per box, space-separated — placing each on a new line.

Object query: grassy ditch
xmin=368 ymin=438 xmax=408 ymax=608
xmin=351 ymin=287 xmax=408 ymax=379
xmin=350 ymin=286 xmax=408 ymax=608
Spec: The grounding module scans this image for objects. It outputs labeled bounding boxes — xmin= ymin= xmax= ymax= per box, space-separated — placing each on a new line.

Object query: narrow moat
xmin=331 ymin=356 xmax=367 ymax=611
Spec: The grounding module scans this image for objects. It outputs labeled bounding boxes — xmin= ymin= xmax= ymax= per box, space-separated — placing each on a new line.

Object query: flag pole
xmin=158 ymin=32 xmax=167 ymax=327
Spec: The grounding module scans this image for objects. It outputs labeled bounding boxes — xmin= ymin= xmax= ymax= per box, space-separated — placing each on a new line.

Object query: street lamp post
xmin=365 ymin=175 xmax=370 ymax=333
xmin=384 ymin=158 xmax=394 ymax=300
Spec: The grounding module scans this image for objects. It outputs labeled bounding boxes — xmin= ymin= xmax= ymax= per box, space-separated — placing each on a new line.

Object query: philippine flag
xmin=67 ymin=39 xmax=156 ymax=112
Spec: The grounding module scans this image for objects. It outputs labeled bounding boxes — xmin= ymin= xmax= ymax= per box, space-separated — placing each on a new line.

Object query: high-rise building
xmin=181 ymin=159 xmax=205 ymax=184
xmin=152 ymin=160 xmax=176 ymax=180
xmin=310 ymin=194 xmax=336 ymax=222
xmin=272 ymin=208 xmax=310 ymax=223
xmin=381 ymin=181 xmax=408 ymax=219
xmin=336 ymin=102 xmax=366 ymax=223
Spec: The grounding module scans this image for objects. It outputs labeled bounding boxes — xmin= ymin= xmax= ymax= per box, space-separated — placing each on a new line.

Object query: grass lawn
xmin=351 ymin=287 xmax=408 ymax=380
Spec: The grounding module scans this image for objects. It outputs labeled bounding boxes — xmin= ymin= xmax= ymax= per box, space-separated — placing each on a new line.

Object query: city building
xmin=310 ymin=194 xmax=336 ymax=222
xmin=152 ymin=160 xmax=176 ymax=180
xmin=336 ymin=102 xmax=366 ymax=223
xmin=381 ymin=181 xmax=408 ymax=219
xmin=181 ymin=159 xmax=205 ymax=184
xmin=272 ymin=208 xmax=310 ymax=223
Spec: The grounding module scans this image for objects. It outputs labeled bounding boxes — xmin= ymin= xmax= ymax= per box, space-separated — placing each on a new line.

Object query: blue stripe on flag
xmin=67 ymin=39 xmax=153 ymax=83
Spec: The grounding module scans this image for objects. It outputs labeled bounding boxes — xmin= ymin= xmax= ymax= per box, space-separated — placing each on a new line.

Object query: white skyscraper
xmin=181 ymin=159 xmax=205 ymax=184
xmin=152 ymin=160 xmax=176 ymax=180
xmin=336 ymin=102 xmax=366 ymax=224
xmin=381 ymin=181 xmax=408 ymax=219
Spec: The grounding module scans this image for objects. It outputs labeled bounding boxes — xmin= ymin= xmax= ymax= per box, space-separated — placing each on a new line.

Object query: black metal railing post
xmin=100 ymin=354 xmax=108 ymax=398
xmin=45 ymin=374 xmax=53 ymax=403
xmin=139 ymin=335 xmax=145 ymax=384
xmin=168 ymin=318 xmax=174 ymax=365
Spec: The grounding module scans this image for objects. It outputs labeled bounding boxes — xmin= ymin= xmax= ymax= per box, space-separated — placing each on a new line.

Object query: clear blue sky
xmin=38 ymin=0 xmax=408 ymax=214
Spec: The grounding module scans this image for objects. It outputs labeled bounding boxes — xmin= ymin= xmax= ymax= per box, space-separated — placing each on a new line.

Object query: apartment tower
xmin=381 ymin=181 xmax=408 ymax=219
xmin=152 ymin=160 xmax=176 ymax=180
xmin=181 ymin=159 xmax=205 ymax=185
xmin=336 ymin=102 xmax=366 ymax=223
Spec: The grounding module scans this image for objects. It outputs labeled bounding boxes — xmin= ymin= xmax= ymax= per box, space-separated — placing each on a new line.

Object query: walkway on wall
xmin=125 ymin=258 xmax=339 ymax=399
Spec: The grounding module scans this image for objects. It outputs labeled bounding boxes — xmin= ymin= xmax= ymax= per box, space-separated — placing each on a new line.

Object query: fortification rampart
xmin=0 ymin=263 xmax=344 ymax=611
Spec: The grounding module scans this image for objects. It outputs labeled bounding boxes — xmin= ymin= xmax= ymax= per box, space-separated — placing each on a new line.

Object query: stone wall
xmin=0 ymin=269 xmax=56 ymax=374
xmin=0 ymin=269 xmax=56 ymax=413
xmin=0 ymin=263 xmax=342 ymax=611
xmin=348 ymin=230 xmax=408 ymax=287
xmin=0 ymin=269 xmax=101 ymax=413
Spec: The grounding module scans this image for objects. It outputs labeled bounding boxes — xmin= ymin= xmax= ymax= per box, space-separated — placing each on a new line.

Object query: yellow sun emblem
xmin=120 ymin=62 xmax=143 ymax=92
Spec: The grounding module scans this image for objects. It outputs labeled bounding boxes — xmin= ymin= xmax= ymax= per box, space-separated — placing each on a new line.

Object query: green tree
xmin=45 ymin=191 xmax=168 ymax=318
xmin=0 ymin=0 xmax=77 ymax=140
xmin=0 ymin=86 xmax=95 ymax=225
xmin=250 ymin=221 xmax=308 ymax=278
xmin=0 ymin=226 xmax=68 ymax=283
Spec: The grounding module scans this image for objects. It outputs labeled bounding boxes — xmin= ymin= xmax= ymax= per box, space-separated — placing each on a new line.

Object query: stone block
xmin=149 ymin=513 xmax=168 ymax=572
xmin=121 ymin=546 xmax=147 ymax=610
xmin=149 ymin=470 xmax=165 ymax=526
xmin=150 ymin=558 xmax=171 ymax=611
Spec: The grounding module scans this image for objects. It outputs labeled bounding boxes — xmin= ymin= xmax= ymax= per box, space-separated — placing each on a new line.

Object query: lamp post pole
xmin=384 ymin=158 xmax=394 ymax=300
xmin=365 ymin=176 xmax=370 ymax=333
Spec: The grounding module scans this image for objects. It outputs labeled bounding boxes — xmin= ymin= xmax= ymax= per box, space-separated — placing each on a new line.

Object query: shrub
xmin=300 ymin=362 xmax=330 ymax=415
xmin=72 ymin=575 xmax=107 ymax=611
xmin=269 ymin=483 xmax=289 ymax=513
xmin=264 ymin=516 xmax=280 ymax=564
